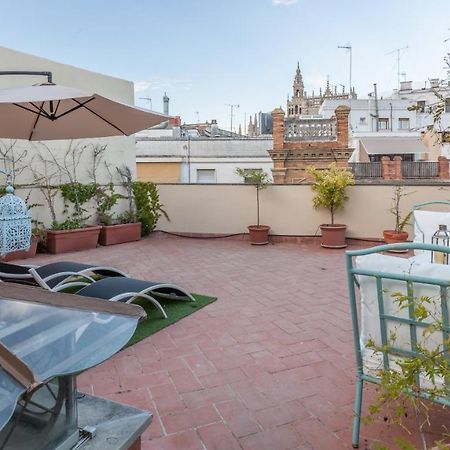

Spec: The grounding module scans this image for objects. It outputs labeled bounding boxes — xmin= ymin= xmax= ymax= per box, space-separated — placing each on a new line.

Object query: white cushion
xmin=355 ymin=253 xmax=450 ymax=387
xmin=413 ymin=210 xmax=450 ymax=255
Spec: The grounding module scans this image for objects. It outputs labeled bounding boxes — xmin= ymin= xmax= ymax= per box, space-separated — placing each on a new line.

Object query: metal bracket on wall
xmin=0 ymin=71 xmax=53 ymax=83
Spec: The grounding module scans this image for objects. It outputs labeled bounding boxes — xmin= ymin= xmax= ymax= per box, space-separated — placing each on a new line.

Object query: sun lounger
xmin=69 ymin=277 xmax=196 ymax=319
xmin=0 ymin=260 xmax=127 ymax=290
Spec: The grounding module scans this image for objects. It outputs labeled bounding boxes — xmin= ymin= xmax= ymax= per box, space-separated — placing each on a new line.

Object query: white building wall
xmin=389 ymin=86 xmax=450 ymax=130
xmin=185 ymin=159 xmax=273 ymax=184
xmin=320 ymin=98 xmax=418 ymax=133
xmin=0 ymin=46 xmax=137 ymax=186
xmin=137 ymin=137 xmax=274 ymax=184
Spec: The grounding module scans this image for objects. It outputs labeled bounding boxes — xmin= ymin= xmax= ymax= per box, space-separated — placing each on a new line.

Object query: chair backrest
xmin=413 ymin=201 xmax=450 ymax=253
xmin=346 ymin=242 xmax=450 ymax=399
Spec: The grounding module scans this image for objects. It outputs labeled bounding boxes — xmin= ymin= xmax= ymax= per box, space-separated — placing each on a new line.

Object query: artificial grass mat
xmin=58 ymin=281 xmax=216 ymax=346
xmin=127 ymin=293 xmax=217 ymax=346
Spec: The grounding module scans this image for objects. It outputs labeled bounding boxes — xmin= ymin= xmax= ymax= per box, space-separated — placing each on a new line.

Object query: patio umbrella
xmin=0 ymin=83 xmax=169 ymax=140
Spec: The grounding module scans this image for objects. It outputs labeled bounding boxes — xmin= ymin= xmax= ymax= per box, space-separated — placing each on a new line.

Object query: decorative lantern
xmin=0 ymin=182 xmax=32 ymax=256
xmin=431 ymin=224 xmax=450 ymax=264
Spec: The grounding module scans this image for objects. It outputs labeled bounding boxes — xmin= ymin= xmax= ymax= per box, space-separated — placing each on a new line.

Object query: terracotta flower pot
xmin=320 ymin=224 xmax=347 ymax=248
xmin=383 ymin=230 xmax=408 ymax=244
xmin=98 ymin=222 xmax=142 ymax=246
xmin=1 ymin=235 xmax=39 ymax=261
xmin=46 ymin=226 xmax=102 ymax=254
xmin=248 ymin=225 xmax=270 ymax=245
xmin=383 ymin=230 xmax=409 ymax=253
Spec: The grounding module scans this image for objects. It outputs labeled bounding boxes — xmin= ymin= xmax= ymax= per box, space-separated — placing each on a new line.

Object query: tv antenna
xmin=386 ymin=46 xmax=408 ymax=90
xmin=338 ymin=44 xmax=352 ymax=96
xmin=139 ymin=96 xmax=152 ymax=110
xmin=195 ymin=111 xmax=200 ymax=123
xmin=225 ymin=103 xmax=239 ymax=135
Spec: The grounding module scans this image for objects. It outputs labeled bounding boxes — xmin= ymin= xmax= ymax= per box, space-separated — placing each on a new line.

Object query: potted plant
xmin=96 ymin=183 xmax=141 ymax=246
xmin=307 ymin=163 xmax=355 ymax=248
xmin=383 ymin=185 xmax=412 ymax=249
xmin=46 ymin=182 xmax=100 ymax=254
xmin=236 ymin=168 xmax=271 ymax=245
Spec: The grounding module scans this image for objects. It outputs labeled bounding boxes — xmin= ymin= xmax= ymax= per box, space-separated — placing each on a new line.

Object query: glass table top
xmin=0 ymin=296 xmax=139 ymax=431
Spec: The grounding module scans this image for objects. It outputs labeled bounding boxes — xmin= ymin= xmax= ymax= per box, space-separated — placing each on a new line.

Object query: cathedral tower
xmin=293 ymin=62 xmax=304 ymax=98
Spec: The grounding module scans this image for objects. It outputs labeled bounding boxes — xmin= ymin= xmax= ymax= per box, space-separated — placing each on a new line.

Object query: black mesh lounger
xmin=72 ymin=277 xmax=196 ymax=319
xmin=0 ymin=261 xmax=127 ymax=290
xmin=0 ymin=262 xmax=36 ymax=285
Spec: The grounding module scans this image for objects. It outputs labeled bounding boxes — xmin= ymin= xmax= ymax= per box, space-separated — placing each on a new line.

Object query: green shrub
xmin=55 ymin=182 xmax=97 ymax=230
xmin=131 ymin=181 xmax=169 ymax=236
xmin=95 ymin=183 xmax=126 ymax=226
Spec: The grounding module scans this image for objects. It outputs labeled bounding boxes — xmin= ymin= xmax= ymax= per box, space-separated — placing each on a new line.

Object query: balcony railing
xmin=402 ymin=161 xmax=439 ymax=178
xmin=284 ymin=117 xmax=336 ymax=141
xmin=349 ymin=162 xmax=382 ymax=178
xmin=349 ymin=161 xmax=440 ymax=179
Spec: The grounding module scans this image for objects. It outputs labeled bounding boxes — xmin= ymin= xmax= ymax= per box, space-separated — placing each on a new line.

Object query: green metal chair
xmin=346 ymin=242 xmax=450 ymax=448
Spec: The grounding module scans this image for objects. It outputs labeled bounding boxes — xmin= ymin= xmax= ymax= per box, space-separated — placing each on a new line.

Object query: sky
xmin=1 ymin=0 xmax=450 ymax=131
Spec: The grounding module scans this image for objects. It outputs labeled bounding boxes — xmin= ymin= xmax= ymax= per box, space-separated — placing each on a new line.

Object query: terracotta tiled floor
xmin=23 ymin=235 xmax=450 ymax=449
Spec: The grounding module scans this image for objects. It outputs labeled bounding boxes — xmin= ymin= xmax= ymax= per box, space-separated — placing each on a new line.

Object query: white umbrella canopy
xmin=0 ymin=83 xmax=169 ymax=141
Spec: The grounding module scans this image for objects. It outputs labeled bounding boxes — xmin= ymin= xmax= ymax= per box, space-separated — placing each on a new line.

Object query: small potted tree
xmin=307 ymin=163 xmax=354 ymax=248
xmin=236 ymin=168 xmax=270 ymax=245
xmin=383 ymin=185 xmax=412 ymax=249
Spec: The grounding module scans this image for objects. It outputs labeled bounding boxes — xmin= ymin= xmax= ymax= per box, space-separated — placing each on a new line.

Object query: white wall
xmin=137 ymin=137 xmax=274 ymax=183
xmin=320 ymin=98 xmax=418 ymax=133
xmin=156 ymin=183 xmax=450 ymax=239
xmin=136 ymin=137 xmax=273 ymax=158
xmin=184 ymin=159 xmax=273 ymax=183
xmin=0 ymin=47 xmax=137 ymax=186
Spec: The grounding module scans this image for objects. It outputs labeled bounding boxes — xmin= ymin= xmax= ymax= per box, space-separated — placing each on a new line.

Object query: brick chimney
xmin=335 ymin=105 xmax=350 ymax=148
xmin=272 ymin=108 xmax=285 ymax=151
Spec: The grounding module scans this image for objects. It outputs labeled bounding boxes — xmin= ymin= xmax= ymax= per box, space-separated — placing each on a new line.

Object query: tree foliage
xmin=307 ymin=163 xmax=354 ymax=224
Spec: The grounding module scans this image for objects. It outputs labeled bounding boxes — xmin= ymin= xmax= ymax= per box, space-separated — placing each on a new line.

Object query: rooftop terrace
xmin=21 ymin=235 xmax=450 ymax=449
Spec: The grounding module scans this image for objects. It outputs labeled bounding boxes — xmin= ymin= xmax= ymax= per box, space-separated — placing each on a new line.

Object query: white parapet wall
xmin=156 ymin=183 xmax=450 ymax=239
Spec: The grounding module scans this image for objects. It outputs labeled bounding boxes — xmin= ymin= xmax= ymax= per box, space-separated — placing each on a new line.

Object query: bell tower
xmin=293 ymin=62 xmax=304 ymax=98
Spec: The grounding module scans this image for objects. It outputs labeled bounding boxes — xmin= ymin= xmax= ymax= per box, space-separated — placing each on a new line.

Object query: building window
xmin=359 ymin=117 xmax=366 ymax=124
xmin=398 ymin=118 xmax=410 ymax=130
xmin=378 ymin=118 xmax=389 ymax=130
xmin=417 ymin=100 xmax=425 ymax=113
xmin=196 ymin=169 xmax=216 ymax=183
xmin=445 ymin=98 xmax=450 ymax=113
xmin=295 ymin=105 xmax=298 ymax=114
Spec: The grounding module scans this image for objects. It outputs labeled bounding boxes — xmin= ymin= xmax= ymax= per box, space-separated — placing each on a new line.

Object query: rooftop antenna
xmin=225 ymin=103 xmax=239 ymax=136
xmin=139 ymin=96 xmax=152 ymax=110
xmin=386 ymin=46 xmax=409 ymax=90
xmin=338 ymin=44 xmax=352 ymax=96
xmin=401 ymin=71 xmax=407 ymax=82
xmin=195 ymin=111 xmax=200 ymax=123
